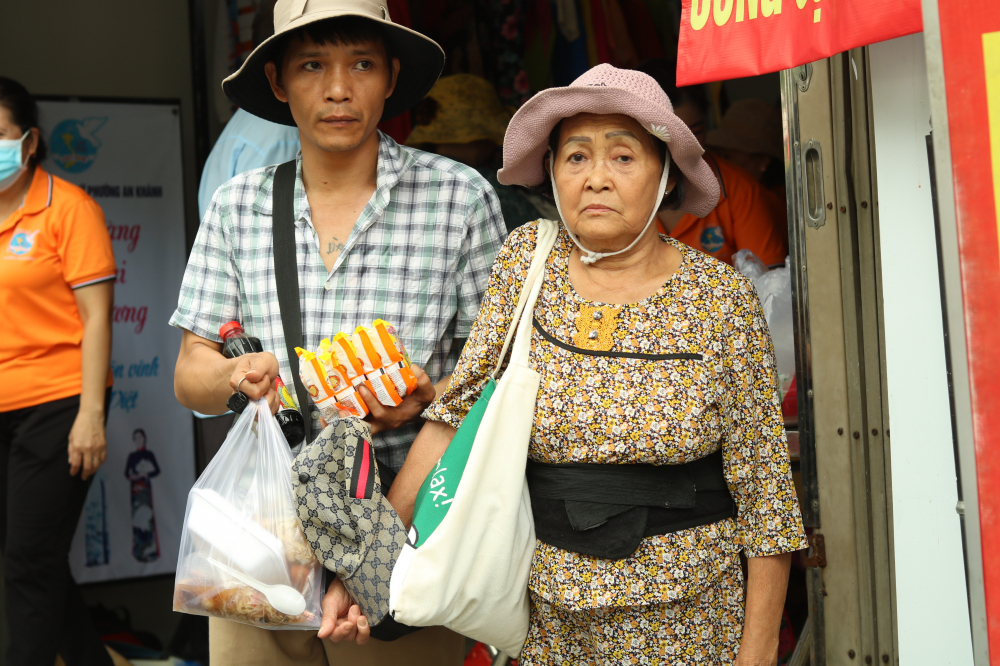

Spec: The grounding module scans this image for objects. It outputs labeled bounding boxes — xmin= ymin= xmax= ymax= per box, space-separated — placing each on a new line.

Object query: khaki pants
xmin=208 ymin=618 xmax=465 ymax=666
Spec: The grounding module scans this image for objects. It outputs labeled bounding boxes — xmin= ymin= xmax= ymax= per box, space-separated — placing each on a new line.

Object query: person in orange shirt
xmin=0 ymin=77 xmax=116 ymax=666
xmin=637 ymin=59 xmax=787 ymax=266
xmin=706 ymin=98 xmax=789 ymax=251
xmin=707 ymin=97 xmax=786 ymax=201
xmin=658 ymin=153 xmax=788 ymax=266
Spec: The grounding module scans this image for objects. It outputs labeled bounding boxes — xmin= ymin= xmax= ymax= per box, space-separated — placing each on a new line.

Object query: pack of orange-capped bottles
xmin=295 ymin=320 xmax=417 ymax=420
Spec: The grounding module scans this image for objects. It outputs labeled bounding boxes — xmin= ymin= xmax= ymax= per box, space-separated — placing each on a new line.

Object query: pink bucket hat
xmin=497 ymin=64 xmax=720 ymax=218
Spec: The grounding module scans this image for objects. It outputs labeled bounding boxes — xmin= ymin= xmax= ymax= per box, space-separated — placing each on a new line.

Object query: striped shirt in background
xmin=170 ymin=132 xmax=507 ymax=469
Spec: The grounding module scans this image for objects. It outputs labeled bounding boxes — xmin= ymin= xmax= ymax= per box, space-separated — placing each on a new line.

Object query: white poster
xmin=38 ymin=99 xmax=195 ymax=582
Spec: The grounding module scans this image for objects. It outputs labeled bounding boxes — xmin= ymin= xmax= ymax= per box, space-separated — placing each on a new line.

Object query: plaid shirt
xmin=170 ymin=132 xmax=507 ymax=469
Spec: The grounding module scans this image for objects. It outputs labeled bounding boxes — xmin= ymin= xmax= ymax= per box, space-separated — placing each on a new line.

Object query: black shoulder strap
xmin=271 ymin=160 xmax=312 ymax=422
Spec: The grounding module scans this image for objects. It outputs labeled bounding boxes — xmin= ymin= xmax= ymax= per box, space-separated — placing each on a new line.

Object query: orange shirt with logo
xmin=662 ymin=154 xmax=787 ymax=266
xmin=0 ymin=167 xmax=116 ymax=412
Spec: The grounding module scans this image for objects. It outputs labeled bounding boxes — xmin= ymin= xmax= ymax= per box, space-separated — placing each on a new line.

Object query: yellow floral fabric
xmin=521 ymin=566 xmax=745 ymax=665
xmin=424 ymin=220 xmax=807 ymax=612
xmin=571 ymin=303 xmax=621 ymax=351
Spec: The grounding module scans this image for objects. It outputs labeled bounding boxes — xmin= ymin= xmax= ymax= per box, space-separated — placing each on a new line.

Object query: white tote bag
xmin=389 ymin=219 xmax=559 ymax=657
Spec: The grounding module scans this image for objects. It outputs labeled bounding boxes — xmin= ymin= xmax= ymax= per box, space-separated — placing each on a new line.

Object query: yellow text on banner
xmin=984 ymin=31 xmax=1000 ymax=248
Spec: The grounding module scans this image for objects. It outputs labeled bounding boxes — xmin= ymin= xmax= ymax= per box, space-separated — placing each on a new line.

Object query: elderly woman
xmin=388 ymin=65 xmax=806 ymax=664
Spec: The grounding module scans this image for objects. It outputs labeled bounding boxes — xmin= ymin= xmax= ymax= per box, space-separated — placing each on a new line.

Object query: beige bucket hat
xmin=223 ymin=0 xmax=445 ymax=126
xmin=706 ymin=98 xmax=784 ymax=160
xmin=292 ymin=418 xmax=406 ymax=626
xmin=405 ymin=74 xmax=512 ymax=148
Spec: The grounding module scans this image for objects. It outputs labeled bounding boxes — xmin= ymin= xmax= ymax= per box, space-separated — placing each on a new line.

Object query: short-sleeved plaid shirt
xmin=170 ymin=132 xmax=507 ymax=469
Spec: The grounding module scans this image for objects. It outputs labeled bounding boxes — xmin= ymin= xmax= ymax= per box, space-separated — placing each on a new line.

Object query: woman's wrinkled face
xmin=551 ymin=113 xmax=664 ymax=250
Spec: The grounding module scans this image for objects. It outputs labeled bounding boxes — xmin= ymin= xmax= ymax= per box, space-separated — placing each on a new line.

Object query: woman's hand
xmin=736 ymin=552 xmax=792 ymax=666
xmin=317 ymin=577 xmax=370 ymax=645
xmin=734 ymin=646 xmax=778 ymax=666
xmin=71 ymin=281 xmax=112 ymax=480
xmin=386 ymin=419 xmax=457 ymax=527
xmin=358 ymin=365 xmax=435 ymax=435
xmin=68 ymin=408 xmax=107 ymax=480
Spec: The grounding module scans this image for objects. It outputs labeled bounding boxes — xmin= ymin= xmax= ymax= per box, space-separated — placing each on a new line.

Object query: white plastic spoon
xmin=208 ymin=557 xmax=306 ymax=616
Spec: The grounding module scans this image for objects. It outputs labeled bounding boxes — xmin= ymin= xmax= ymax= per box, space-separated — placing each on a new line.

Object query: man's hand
xmin=358 ymin=365 xmax=435 ymax=435
xmin=317 ymin=577 xmax=370 ymax=645
xmin=229 ymin=352 xmax=281 ymax=414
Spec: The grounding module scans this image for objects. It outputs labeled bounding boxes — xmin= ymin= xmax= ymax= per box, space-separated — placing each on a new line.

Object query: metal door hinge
xmin=802 ymin=533 xmax=827 ymax=568
xmin=794 ymin=63 xmax=813 ymax=92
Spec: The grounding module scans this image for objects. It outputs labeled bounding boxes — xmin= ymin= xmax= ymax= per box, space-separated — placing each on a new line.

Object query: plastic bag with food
xmin=733 ymin=249 xmax=795 ymax=401
xmin=173 ymin=398 xmax=323 ymax=629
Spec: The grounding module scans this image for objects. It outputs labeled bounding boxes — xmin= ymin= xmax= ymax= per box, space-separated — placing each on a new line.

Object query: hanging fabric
xmin=634 ymin=0 xmax=673 ymax=57
xmin=418 ymin=0 xmax=446 ymax=34
xmin=385 ymin=0 xmax=410 ymax=26
xmin=551 ymin=0 xmax=589 ymax=86
xmin=578 ymin=0 xmax=599 ymax=67
xmin=601 ymin=0 xmax=639 ymax=68
xmin=622 ymin=0 xmax=665 ymax=61
xmin=482 ymin=0 xmax=533 ymax=106
xmin=554 ymin=0 xmax=581 ymax=42
xmin=587 ymin=0 xmax=612 ymax=65
xmin=524 ymin=0 xmax=555 ymax=93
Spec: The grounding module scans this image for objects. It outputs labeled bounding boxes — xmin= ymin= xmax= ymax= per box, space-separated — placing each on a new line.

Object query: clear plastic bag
xmin=173 ymin=399 xmax=323 ymax=629
xmin=733 ymin=249 xmax=795 ymax=400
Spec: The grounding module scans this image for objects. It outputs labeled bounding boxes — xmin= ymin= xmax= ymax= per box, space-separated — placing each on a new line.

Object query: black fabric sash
xmin=527 ymin=450 xmax=735 ymax=559
xmin=271 ymin=160 xmax=311 ymax=428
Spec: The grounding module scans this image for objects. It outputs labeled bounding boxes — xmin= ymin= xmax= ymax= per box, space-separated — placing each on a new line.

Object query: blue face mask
xmin=0 ymin=132 xmax=30 ymax=192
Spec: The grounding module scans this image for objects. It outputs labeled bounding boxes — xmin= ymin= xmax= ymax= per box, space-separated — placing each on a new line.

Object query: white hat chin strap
xmin=550 ymin=150 xmax=671 ymax=265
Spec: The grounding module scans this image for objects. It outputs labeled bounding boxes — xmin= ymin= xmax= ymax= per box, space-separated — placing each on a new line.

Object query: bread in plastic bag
xmin=733 ymin=249 xmax=795 ymax=400
xmin=173 ymin=398 xmax=323 ymax=629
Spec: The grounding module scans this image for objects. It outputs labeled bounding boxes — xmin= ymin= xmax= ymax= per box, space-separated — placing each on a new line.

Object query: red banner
xmin=676 ymin=0 xmax=923 ymax=85
xmin=936 ymin=0 xmax=1000 ymax=651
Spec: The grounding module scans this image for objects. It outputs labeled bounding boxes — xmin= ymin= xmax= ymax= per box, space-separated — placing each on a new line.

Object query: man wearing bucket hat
xmin=394 ymin=64 xmax=806 ymax=663
xmin=706 ymin=98 xmax=789 ymax=243
xmin=170 ymin=0 xmax=505 ymax=663
xmin=706 ymin=98 xmax=785 ymax=193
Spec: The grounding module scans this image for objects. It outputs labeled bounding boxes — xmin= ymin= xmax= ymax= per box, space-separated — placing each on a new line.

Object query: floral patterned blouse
xmin=424 ymin=221 xmax=807 ymax=611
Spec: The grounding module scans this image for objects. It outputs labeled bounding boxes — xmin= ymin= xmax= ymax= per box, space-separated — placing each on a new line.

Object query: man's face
xmin=711 ymin=147 xmax=771 ymax=183
xmin=265 ymin=34 xmax=399 ymax=154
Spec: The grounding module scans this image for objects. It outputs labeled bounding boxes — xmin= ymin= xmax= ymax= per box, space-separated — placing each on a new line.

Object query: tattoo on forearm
xmin=327 ymin=239 xmax=345 ymax=255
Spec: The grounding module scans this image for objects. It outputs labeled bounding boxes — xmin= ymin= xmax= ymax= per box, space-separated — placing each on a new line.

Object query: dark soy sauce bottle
xmin=220 ymin=320 xmax=264 ymax=358
xmin=219 ymin=321 xmax=305 ymax=447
